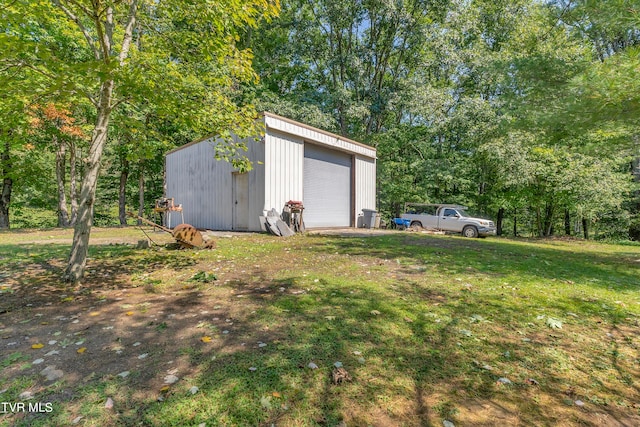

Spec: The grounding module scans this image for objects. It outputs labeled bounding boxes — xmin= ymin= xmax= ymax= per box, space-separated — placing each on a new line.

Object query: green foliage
xmin=1 ymin=0 xmax=638 ymax=243
xmin=0 ymin=0 xmax=280 ymax=235
xmin=188 ymin=271 xmax=218 ymax=283
xmin=10 ymin=207 xmax=58 ymax=229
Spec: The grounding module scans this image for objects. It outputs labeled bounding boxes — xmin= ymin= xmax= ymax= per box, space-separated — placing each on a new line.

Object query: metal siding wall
xmin=167 ymin=115 xmax=376 ymax=231
xmin=355 ymin=156 xmax=377 ymax=227
xmin=166 ymin=136 xmax=265 ymax=231
xmin=264 ymin=129 xmax=304 ymax=214
xmin=247 ymin=135 xmax=266 ymax=231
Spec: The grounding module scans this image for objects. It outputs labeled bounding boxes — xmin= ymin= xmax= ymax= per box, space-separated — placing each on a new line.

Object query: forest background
xmin=1 ymin=0 xmax=639 ymax=243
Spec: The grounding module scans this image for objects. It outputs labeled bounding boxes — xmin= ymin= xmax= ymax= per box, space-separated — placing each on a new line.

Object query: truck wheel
xmin=462 ymin=226 xmax=479 ymax=238
xmin=410 ymin=221 xmax=423 ymax=230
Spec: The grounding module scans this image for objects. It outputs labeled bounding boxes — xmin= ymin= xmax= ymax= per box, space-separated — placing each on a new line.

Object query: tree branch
xmin=63 ymin=0 xmax=95 ymax=20
xmin=118 ymin=0 xmax=138 ymax=65
xmin=94 ymin=11 xmax=110 ymax=63
xmin=52 ymin=0 xmax=100 ymax=60
xmin=105 ymin=6 xmax=114 ymax=52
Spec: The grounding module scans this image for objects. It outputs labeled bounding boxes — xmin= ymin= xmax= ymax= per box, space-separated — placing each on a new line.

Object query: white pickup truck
xmin=401 ymin=203 xmax=496 ymax=238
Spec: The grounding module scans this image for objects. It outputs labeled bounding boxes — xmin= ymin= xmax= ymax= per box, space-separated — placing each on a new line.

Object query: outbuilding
xmin=164 ymin=112 xmax=377 ymax=231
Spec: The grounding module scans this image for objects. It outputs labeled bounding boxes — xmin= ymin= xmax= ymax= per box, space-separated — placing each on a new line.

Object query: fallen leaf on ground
xmin=370 ymin=310 xmax=381 ymax=315
xmin=77 ymin=347 xmax=86 ymax=354
xmin=546 ymin=318 xmax=563 ymax=329
xmin=31 ymin=343 xmax=44 ymax=349
xmin=260 ymin=396 xmax=272 ymax=409
xmin=125 ymin=311 xmax=134 ymax=316
xmin=160 ymin=385 xmax=170 ymax=392
xmin=40 ymin=366 xmax=63 ymax=381
xmin=164 ymin=375 xmax=179 ymax=384
xmin=272 ymin=392 xmax=281 ymax=398
xmin=201 ymin=336 xmax=212 ymax=343
xmin=19 ymin=391 xmax=33 ymax=400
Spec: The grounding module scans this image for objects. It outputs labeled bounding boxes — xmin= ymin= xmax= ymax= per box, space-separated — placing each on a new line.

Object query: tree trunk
xmin=513 ymin=212 xmax=517 ymax=237
xmin=118 ymin=157 xmax=129 ymax=226
xmin=542 ymin=203 xmax=554 ymax=237
xmin=582 ymin=218 xmax=589 ymax=239
xmin=564 ymin=209 xmax=571 ymax=236
xmin=0 ymin=140 xmax=12 ymax=229
xmin=64 ymin=80 xmax=114 ymax=283
xmin=137 ymin=162 xmax=144 ymax=226
xmin=496 ymin=207 xmax=504 ymax=236
xmin=56 ymin=138 xmax=70 ymax=227
xmin=69 ymin=141 xmax=78 ymax=225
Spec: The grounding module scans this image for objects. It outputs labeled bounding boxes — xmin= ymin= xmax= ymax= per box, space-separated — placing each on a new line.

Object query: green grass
xmin=1 ymin=229 xmax=640 ymax=426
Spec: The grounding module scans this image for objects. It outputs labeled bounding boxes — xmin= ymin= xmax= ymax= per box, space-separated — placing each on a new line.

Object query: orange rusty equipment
xmin=128 ymin=212 xmax=215 ymax=249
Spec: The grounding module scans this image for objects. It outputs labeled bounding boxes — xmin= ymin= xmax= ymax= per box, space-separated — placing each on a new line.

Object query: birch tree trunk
xmin=55 ymin=138 xmax=70 ymax=227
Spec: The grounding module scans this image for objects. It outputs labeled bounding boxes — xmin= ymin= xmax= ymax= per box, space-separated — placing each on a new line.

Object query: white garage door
xmin=303 ymin=144 xmax=352 ymax=228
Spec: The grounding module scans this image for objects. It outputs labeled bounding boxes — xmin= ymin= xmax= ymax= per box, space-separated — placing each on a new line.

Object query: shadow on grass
xmin=1 ymin=234 xmax=639 ymax=426
xmin=307 ymin=233 xmax=640 ymax=291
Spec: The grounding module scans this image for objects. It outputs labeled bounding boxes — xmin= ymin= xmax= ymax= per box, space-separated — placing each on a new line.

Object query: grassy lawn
xmin=1 ymin=228 xmax=640 ymax=426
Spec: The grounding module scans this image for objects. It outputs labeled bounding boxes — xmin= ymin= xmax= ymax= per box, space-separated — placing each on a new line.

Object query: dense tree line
xmin=249 ymin=0 xmax=639 ymax=239
xmin=0 ymin=0 xmax=638 ymax=281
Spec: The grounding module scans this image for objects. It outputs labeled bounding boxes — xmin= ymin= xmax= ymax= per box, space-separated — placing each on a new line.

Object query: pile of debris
xmin=261 ymin=200 xmax=305 ymax=237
